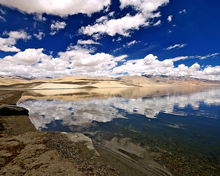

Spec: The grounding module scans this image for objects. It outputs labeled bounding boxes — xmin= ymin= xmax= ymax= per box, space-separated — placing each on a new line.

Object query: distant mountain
xmin=0 ymin=75 xmax=220 ymax=89
xmin=119 ymin=75 xmax=220 ymax=86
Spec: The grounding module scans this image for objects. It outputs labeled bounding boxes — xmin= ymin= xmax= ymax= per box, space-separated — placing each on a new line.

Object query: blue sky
xmin=0 ymin=0 xmax=219 ymax=79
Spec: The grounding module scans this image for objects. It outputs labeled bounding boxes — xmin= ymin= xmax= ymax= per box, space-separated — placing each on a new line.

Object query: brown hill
xmin=0 ymin=75 xmax=219 ymax=89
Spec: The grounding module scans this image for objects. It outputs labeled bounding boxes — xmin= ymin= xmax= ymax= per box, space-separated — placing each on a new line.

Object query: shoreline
xmin=0 ymin=90 xmax=173 ymax=176
xmin=1 ymin=84 xmax=219 ymax=91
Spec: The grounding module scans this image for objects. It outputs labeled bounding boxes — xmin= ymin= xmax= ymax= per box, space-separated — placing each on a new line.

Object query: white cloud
xmin=119 ymin=0 xmax=169 ymax=15
xmin=0 ymin=44 xmax=128 ymax=78
xmin=0 ymin=48 xmax=70 ymax=77
xmin=51 ymin=21 xmax=66 ymax=31
xmin=3 ymin=48 xmax=48 ymax=65
xmin=5 ymin=30 xmax=31 ymax=40
xmin=165 ymin=43 xmax=187 ymax=50
xmin=167 ymin=15 xmax=172 ymax=22
xmin=50 ymin=21 xmax=66 ymax=35
xmin=96 ymin=16 xmax=108 ymax=23
xmin=199 ymin=53 xmax=219 ymax=60
xmin=58 ymin=45 xmax=128 ymax=77
xmin=77 ymin=39 xmax=100 ymax=45
xmin=123 ymin=40 xmax=138 ymax=48
xmin=168 ymin=53 xmax=220 ymax=62
xmin=80 ymin=13 xmax=147 ymax=37
xmin=0 ymin=8 xmax=5 ymax=14
xmin=113 ymin=54 xmax=174 ymax=76
xmin=127 ymin=40 xmax=137 ymax=46
xmin=0 ymin=38 xmax=20 ymax=52
xmin=179 ymin=9 xmax=186 ymax=14
xmin=0 ymin=0 xmax=111 ymax=17
xmin=119 ymin=53 xmax=220 ymax=79
xmin=109 ymin=11 xmax=114 ymax=17
xmin=153 ymin=20 xmax=161 ymax=26
xmin=0 ymin=30 xmax=31 ymax=52
xmin=34 ymin=31 xmax=45 ymax=40
xmin=0 ymin=15 xmax=6 ymax=21
xmin=80 ymin=0 xmax=169 ymax=37
xmin=113 ymin=54 xmax=220 ymax=79
xmin=0 ymin=42 xmax=219 ymax=80
xmin=168 ymin=56 xmax=189 ymax=62
xmin=33 ymin=13 xmax=46 ymax=21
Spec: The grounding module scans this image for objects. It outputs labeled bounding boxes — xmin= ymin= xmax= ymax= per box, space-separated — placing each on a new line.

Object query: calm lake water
xmin=18 ymin=86 xmax=220 ymax=175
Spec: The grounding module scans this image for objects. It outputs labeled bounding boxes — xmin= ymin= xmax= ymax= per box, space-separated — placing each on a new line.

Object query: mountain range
xmin=0 ymin=75 xmax=219 ymax=89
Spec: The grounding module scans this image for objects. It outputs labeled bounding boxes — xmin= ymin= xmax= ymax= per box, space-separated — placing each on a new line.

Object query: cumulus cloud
xmin=80 ymin=14 xmax=147 ymax=37
xmin=3 ymin=48 xmax=49 ymax=65
xmin=165 ymin=43 xmax=187 ymax=50
xmin=58 ymin=45 xmax=128 ymax=77
xmin=0 ymin=30 xmax=31 ymax=52
xmin=0 ymin=38 xmax=20 ymax=52
xmin=113 ymin=54 xmax=220 ymax=79
xmin=113 ymin=54 xmax=174 ymax=76
xmin=77 ymin=39 xmax=100 ymax=45
xmin=0 ymin=45 xmax=128 ymax=77
xmin=119 ymin=0 xmax=169 ymax=15
xmin=0 ymin=48 xmax=70 ymax=77
xmin=0 ymin=0 xmax=111 ymax=17
xmin=4 ymin=30 xmax=31 ymax=40
xmin=34 ymin=31 xmax=45 ymax=40
xmin=50 ymin=21 xmax=67 ymax=35
xmin=0 ymin=43 xmax=220 ymax=80
xmin=80 ymin=0 xmax=169 ymax=37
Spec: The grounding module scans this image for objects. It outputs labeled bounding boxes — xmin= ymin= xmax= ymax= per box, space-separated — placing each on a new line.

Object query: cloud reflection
xmin=18 ymin=87 xmax=220 ymax=130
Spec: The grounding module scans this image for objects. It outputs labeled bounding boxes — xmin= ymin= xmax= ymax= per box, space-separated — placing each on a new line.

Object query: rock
xmin=62 ymin=132 xmax=100 ymax=157
xmin=0 ymin=104 xmax=29 ymax=116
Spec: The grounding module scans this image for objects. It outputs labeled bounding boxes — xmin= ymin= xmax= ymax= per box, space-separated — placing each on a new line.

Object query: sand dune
xmin=1 ymin=75 xmax=220 ymax=90
xmin=33 ymin=83 xmax=81 ymax=89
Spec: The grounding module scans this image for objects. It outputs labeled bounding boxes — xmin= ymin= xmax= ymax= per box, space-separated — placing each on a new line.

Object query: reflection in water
xmin=19 ymin=87 xmax=220 ymax=130
xmin=18 ymin=87 xmax=220 ymax=175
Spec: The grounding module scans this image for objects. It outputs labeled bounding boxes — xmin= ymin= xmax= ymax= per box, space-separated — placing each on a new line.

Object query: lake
xmin=17 ymin=86 xmax=220 ymax=175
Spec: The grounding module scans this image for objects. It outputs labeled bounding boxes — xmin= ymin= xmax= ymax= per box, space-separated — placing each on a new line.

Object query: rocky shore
xmin=0 ymin=91 xmax=120 ymax=175
xmin=0 ymin=90 xmax=173 ymax=176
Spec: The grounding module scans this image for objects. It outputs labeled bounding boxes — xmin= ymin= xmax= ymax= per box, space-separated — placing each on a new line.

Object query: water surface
xmin=18 ymin=86 xmax=220 ymax=175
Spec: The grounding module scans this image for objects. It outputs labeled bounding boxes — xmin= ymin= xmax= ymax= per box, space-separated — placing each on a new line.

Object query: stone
xmin=0 ymin=104 xmax=29 ymax=116
xmin=62 ymin=132 xmax=100 ymax=157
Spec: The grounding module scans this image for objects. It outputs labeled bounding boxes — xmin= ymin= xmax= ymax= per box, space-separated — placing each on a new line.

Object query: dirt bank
xmin=0 ymin=90 xmax=172 ymax=176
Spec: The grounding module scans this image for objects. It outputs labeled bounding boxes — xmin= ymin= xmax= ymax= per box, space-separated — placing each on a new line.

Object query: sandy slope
xmin=1 ymin=75 xmax=219 ymax=89
xmin=0 ymin=76 xmax=28 ymax=86
xmin=119 ymin=75 xmax=159 ymax=87
xmin=33 ymin=83 xmax=81 ymax=89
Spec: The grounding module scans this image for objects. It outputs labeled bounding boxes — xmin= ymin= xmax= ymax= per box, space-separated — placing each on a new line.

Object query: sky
xmin=0 ymin=0 xmax=220 ymax=80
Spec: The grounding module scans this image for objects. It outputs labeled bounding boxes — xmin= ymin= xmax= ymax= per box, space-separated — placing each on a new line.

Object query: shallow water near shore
xmin=16 ymin=86 xmax=220 ymax=175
